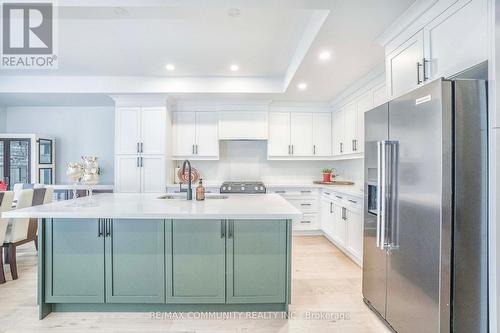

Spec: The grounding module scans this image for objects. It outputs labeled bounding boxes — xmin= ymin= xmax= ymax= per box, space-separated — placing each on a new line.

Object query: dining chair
xmin=0 ymin=191 xmax=14 ymax=284
xmin=3 ymin=189 xmax=34 ymax=280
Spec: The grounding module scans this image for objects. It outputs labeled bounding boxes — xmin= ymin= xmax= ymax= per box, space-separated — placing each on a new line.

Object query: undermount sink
xmin=158 ymin=194 xmax=228 ymax=200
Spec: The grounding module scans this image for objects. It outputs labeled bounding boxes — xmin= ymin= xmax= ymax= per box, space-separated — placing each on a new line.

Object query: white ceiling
xmin=0 ymin=0 xmax=416 ymax=104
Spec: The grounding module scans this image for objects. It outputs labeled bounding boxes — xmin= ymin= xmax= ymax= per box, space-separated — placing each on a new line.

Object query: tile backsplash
xmin=175 ymin=141 xmax=363 ymax=188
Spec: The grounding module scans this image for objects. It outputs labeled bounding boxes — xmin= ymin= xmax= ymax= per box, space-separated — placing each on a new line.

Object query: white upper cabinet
xmin=290 ymin=113 xmax=313 ymax=156
xmin=343 ymin=102 xmax=358 ymax=155
xmin=173 ymin=111 xmax=218 ymax=159
xmin=172 ymin=112 xmax=196 ymax=156
xmin=195 ymin=112 xmax=219 ymax=158
xmin=386 ymin=30 xmax=425 ymax=99
xmin=383 ymin=0 xmax=487 ymax=99
xmin=218 ymin=111 xmax=268 ymax=140
xmin=116 ymin=106 xmax=166 ymax=155
xmin=313 ymin=113 xmax=332 ymax=157
xmin=268 ymin=112 xmax=291 ymax=157
xmin=140 ymin=107 xmax=166 ymax=155
xmin=423 ymin=0 xmax=488 ymax=80
xmin=115 ymin=107 xmax=141 ymax=155
xmin=269 ymin=112 xmax=331 ymax=158
xmin=332 ymin=110 xmax=345 ymax=156
xmin=355 ymin=91 xmax=374 ymax=154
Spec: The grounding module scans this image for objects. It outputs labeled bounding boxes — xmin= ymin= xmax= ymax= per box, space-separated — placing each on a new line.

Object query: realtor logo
xmin=1 ymin=1 xmax=58 ymax=69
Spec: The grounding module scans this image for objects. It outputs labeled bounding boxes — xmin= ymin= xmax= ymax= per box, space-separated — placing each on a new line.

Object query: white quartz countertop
xmin=1 ymin=193 xmax=303 ymax=220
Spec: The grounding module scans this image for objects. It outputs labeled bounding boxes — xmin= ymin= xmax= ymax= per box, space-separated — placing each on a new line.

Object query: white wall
xmin=4 ymin=106 xmax=114 ymax=184
xmin=175 ymin=141 xmax=363 ymax=188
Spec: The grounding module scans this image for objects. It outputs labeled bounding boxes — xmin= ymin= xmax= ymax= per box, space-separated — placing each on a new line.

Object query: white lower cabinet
xmin=115 ymin=155 xmax=165 ymax=193
xmin=320 ymin=191 xmax=363 ymax=266
xmin=269 ymin=187 xmax=320 ymax=232
xmin=345 ymin=207 xmax=363 ymax=261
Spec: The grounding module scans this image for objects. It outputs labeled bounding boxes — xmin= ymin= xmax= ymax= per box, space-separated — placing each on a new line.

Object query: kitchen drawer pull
xmin=300 ymin=220 xmax=311 ymax=224
xmin=300 ymin=203 xmax=312 ymax=207
xmin=324 ymin=192 xmax=331 ymax=195
xmin=275 ymin=190 xmax=286 ymax=194
xmin=221 ymin=220 xmax=226 ymax=238
xmin=335 ymin=195 xmax=343 ymax=199
xmin=348 ymin=199 xmax=357 ymax=204
xmin=300 ymin=190 xmax=312 ymax=194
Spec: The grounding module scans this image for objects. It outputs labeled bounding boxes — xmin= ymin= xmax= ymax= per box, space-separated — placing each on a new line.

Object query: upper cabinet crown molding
xmin=111 ymin=95 xmax=171 ymax=108
xmin=376 ymin=0 xmax=440 ymax=47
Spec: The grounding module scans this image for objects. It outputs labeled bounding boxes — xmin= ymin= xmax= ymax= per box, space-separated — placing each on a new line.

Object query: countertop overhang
xmin=1 ymin=193 xmax=303 ymax=220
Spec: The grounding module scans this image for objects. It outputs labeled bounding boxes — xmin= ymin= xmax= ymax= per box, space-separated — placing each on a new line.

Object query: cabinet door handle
xmin=195 ymin=145 xmax=198 ymax=155
xmin=292 ymin=145 xmax=294 ymax=155
xmin=137 ymin=142 xmax=140 ymax=153
xmin=228 ymin=220 xmax=234 ymax=239
xmin=137 ymin=157 xmax=140 ymax=167
xmin=340 ymin=142 xmax=343 ymax=153
xmin=105 ymin=219 xmax=111 ymax=237
xmin=221 ymin=220 xmax=226 ymax=238
xmin=422 ymin=58 xmax=429 ymax=81
xmin=417 ymin=61 xmax=423 ymax=84
xmin=140 ymin=142 xmax=144 ymax=153
xmin=313 ymin=145 xmax=316 ymax=155
xmin=98 ymin=219 xmax=103 ymax=237
xmin=330 ymin=202 xmax=333 ymax=213
xmin=192 ymin=144 xmax=195 ymax=155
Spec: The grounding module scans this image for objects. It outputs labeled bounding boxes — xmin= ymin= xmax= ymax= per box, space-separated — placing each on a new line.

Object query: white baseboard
xmin=323 ymin=233 xmax=363 ymax=267
xmin=292 ymin=229 xmax=323 ymax=236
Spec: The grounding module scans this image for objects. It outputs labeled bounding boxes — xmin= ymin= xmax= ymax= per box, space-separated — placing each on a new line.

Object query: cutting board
xmin=313 ymin=180 xmax=355 ymax=186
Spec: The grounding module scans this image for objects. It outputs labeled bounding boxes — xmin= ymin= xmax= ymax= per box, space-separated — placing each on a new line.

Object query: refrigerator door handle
xmin=388 ymin=141 xmax=400 ymax=250
xmin=376 ymin=141 xmax=383 ymax=249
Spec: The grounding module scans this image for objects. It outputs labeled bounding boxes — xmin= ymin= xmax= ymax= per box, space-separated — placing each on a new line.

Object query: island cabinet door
xmin=165 ymin=220 xmax=226 ymax=303
xmin=226 ymin=220 xmax=287 ymax=304
xmin=45 ymin=218 xmax=105 ymax=303
xmin=105 ymin=219 xmax=165 ymax=303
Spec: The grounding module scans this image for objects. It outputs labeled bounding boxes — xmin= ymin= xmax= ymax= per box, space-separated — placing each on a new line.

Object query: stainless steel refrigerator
xmin=363 ymin=78 xmax=488 ymax=333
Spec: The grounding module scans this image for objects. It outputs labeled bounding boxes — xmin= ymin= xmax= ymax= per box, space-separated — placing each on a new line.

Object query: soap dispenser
xmin=196 ymin=179 xmax=205 ymax=201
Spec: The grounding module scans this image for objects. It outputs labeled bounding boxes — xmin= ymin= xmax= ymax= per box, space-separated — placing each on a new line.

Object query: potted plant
xmin=322 ymin=168 xmax=334 ymax=182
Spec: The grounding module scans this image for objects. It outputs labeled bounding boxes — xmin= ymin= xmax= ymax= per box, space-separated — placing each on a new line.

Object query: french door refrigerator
xmin=363 ymin=78 xmax=488 ymax=333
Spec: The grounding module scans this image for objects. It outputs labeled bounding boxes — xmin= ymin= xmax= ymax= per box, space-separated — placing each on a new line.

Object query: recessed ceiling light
xmin=166 ymin=64 xmax=175 ymax=71
xmin=230 ymin=64 xmax=239 ymax=72
xmin=319 ymin=51 xmax=331 ymax=61
xmin=228 ymin=8 xmax=241 ymax=17
xmin=298 ymin=83 xmax=307 ymax=90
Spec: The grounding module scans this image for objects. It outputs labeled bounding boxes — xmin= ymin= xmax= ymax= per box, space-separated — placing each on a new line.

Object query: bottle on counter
xmin=196 ymin=179 xmax=205 ymax=201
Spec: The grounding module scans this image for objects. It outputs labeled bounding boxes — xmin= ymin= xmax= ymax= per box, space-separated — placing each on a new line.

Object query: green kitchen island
xmin=2 ymin=193 xmax=302 ymax=319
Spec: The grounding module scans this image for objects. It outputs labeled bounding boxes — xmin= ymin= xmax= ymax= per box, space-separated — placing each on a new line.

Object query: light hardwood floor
xmin=0 ymin=236 xmax=390 ymax=333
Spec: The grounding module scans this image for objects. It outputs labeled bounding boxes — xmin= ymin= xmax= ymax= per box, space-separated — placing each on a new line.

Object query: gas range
xmin=220 ymin=181 xmax=266 ymax=194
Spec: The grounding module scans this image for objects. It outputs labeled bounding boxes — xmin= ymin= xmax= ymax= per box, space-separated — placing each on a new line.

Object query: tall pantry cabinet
xmin=114 ymin=100 xmax=168 ymax=193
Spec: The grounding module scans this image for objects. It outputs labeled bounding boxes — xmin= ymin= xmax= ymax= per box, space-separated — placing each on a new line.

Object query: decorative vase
xmin=66 ymin=162 xmax=83 ymax=200
xmin=323 ymin=173 xmax=332 ymax=183
xmin=81 ymin=156 xmax=100 ymax=199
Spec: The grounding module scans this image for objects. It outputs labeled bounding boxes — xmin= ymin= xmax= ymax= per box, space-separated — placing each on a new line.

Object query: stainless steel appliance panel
xmin=452 ymin=79 xmax=488 ymax=333
xmin=362 ymin=102 xmax=389 ymax=318
xmin=385 ymin=79 xmax=453 ymax=333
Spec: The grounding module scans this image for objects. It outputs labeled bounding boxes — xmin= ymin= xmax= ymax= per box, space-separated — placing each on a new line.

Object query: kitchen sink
xmin=158 ymin=194 xmax=228 ymax=200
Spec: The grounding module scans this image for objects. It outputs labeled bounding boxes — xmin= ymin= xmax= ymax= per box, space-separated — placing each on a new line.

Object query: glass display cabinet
xmin=0 ymin=134 xmax=56 ymax=189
